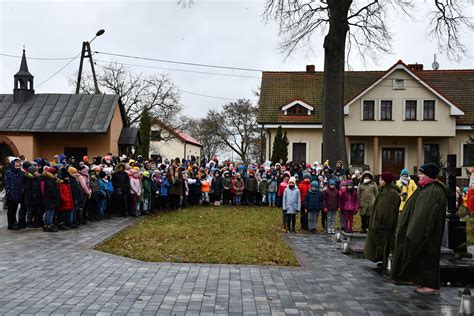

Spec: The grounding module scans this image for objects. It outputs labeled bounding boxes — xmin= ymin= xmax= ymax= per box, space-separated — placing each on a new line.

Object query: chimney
xmin=306 ymin=65 xmax=315 ymax=73
xmin=408 ymin=63 xmax=423 ymax=71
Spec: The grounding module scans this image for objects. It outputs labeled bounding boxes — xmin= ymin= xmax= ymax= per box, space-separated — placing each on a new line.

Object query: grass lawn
xmin=96 ymin=206 xmax=301 ymax=266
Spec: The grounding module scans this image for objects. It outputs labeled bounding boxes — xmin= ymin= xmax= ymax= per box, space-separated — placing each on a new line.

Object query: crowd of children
xmin=2 ymin=153 xmax=470 ymax=233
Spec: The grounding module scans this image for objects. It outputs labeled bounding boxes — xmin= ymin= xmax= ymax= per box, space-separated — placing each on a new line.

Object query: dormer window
xmin=281 ymin=100 xmax=314 ymax=116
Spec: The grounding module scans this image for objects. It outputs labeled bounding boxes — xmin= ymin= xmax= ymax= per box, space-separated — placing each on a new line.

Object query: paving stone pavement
xmin=0 ymin=204 xmax=463 ymax=315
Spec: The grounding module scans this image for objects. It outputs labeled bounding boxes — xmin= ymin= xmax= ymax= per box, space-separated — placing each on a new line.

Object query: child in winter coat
xmin=233 ymin=173 xmax=244 ymax=205
xmin=278 ymin=172 xmax=291 ymax=226
xmin=97 ymin=171 xmax=110 ymax=220
xmin=267 ymin=174 xmax=278 ymax=207
xmin=298 ymin=174 xmax=312 ymax=231
xmin=245 ymin=171 xmax=258 ymax=205
xmin=282 ymin=177 xmax=300 ymax=233
xmin=323 ymin=179 xmax=340 ymax=234
xmin=222 ymin=171 xmax=233 ymax=205
xmin=23 ymin=165 xmax=40 ymax=228
xmin=58 ymin=168 xmax=75 ymax=229
xmin=141 ymin=171 xmax=152 ymax=215
xmin=129 ymin=169 xmax=141 ymax=217
xmin=200 ymin=172 xmax=211 ymax=205
xmin=303 ymin=181 xmax=323 ymax=233
xmin=41 ymin=167 xmax=60 ymax=232
xmin=258 ymin=173 xmax=268 ymax=205
xmin=158 ymin=173 xmax=170 ymax=211
xmin=339 ymin=180 xmax=359 ymax=233
xmin=211 ymin=170 xmax=223 ymax=206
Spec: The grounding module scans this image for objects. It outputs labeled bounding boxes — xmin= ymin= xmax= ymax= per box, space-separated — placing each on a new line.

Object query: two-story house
xmin=258 ymin=60 xmax=474 ymax=176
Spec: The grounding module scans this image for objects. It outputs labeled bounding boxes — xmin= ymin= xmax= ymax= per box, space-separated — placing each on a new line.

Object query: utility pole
xmin=75 ymin=29 xmax=104 ymax=94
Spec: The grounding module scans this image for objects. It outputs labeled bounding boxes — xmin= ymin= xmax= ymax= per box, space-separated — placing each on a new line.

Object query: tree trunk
xmin=321 ymin=0 xmax=351 ymax=168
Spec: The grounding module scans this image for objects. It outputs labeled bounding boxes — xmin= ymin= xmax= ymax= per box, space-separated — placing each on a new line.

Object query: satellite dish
xmin=432 ymin=61 xmax=440 ymax=70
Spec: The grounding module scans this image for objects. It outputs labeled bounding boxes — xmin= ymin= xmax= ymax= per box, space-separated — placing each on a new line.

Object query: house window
xmin=363 ymin=100 xmax=375 ymax=120
xmin=405 ymin=100 xmax=417 ymax=120
xmin=350 ymin=143 xmax=365 ymax=165
xmin=424 ymin=144 xmax=440 ymax=164
xmin=423 ymin=100 xmax=435 ymax=120
xmin=393 ymin=79 xmax=405 ymax=90
xmin=150 ymin=130 xmax=162 ymax=141
xmin=285 ymin=104 xmax=308 ymax=115
xmin=380 ymin=100 xmax=393 ymax=120
xmin=463 ymin=143 xmax=474 ymax=166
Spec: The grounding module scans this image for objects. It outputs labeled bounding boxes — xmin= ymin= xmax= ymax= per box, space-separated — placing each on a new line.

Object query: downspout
xmin=184 ymin=141 xmax=187 ymax=160
xmin=261 ymin=124 xmax=271 ymax=162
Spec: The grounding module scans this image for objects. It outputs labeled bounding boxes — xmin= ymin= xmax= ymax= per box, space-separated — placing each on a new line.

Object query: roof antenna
xmin=432 ymin=54 xmax=440 ymax=70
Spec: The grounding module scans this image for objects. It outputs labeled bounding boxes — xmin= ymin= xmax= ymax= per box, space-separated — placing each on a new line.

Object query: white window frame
xmin=422 ymin=99 xmax=437 ymax=121
xmin=281 ymin=100 xmax=314 ymax=116
xmin=460 ymin=142 xmax=474 ymax=167
xmin=393 ymin=79 xmax=405 ymax=90
xmin=361 ymin=99 xmax=376 ymax=121
xmin=403 ymin=99 xmax=418 ymax=121
xmin=349 ymin=142 xmax=367 ymax=165
xmin=379 ymin=99 xmax=394 ymax=121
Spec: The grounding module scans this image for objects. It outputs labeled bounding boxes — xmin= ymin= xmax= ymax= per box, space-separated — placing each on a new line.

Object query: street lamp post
xmin=75 ymin=29 xmax=105 ymax=94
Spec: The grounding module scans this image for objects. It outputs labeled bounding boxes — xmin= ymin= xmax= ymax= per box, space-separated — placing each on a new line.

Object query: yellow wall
xmin=4 ymin=134 xmax=35 ymax=160
xmin=345 ymin=69 xmax=457 ymax=137
xmin=265 ymin=128 xmax=323 ymax=163
xmin=108 ymin=104 xmax=123 ymax=154
xmin=150 ymin=138 xmax=202 ymax=160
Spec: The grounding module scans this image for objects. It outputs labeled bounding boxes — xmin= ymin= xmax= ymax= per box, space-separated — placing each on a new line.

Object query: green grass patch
xmin=96 ymin=206 xmax=300 ymax=266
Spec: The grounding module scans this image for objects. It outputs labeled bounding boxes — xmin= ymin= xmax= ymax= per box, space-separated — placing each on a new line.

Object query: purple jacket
xmin=323 ymin=188 xmax=340 ymax=211
xmin=340 ymin=189 xmax=359 ymax=211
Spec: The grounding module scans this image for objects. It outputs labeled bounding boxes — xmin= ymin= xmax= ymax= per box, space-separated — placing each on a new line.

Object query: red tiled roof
xmin=151 ymin=118 xmax=202 ymax=147
xmin=258 ymin=62 xmax=474 ymax=125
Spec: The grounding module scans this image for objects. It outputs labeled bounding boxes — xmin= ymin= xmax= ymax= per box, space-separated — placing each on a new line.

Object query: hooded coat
xmin=4 ymin=160 xmax=24 ymax=202
xmin=41 ymin=171 xmax=59 ymax=210
xmin=111 ymin=163 xmax=130 ymax=196
xmin=363 ymin=183 xmax=401 ymax=267
xmin=357 ymin=171 xmax=378 ymax=217
xmin=390 ymin=181 xmax=448 ymax=289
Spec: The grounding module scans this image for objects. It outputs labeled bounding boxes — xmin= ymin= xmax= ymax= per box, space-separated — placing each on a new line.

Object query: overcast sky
xmin=1 ymin=0 xmax=473 ymax=118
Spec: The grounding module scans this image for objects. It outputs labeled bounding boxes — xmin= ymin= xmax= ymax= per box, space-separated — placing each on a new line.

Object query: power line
xmin=35 ymin=52 xmax=81 ymax=89
xmin=0 ymin=52 xmax=78 ymax=61
xmin=180 ymin=89 xmax=258 ymax=101
xmin=94 ymin=51 xmax=266 ymax=73
xmin=95 ymin=59 xmax=260 ymax=79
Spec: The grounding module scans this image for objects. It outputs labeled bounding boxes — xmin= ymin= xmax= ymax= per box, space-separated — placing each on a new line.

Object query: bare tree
xmin=264 ymin=0 xmax=473 ymax=167
xmin=182 ymin=117 xmax=227 ymax=162
xmin=206 ymin=99 xmax=260 ymax=164
xmin=70 ymin=62 xmax=182 ymax=126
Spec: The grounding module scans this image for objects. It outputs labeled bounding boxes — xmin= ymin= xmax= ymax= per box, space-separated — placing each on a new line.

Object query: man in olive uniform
xmin=390 ymin=163 xmax=448 ymax=295
xmin=363 ymin=172 xmax=401 ymax=269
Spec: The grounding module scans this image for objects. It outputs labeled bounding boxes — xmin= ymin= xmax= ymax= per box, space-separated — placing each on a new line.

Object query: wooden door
xmin=292 ymin=143 xmax=306 ymax=163
xmin=382 ymin=148 xmax=405 ymax=175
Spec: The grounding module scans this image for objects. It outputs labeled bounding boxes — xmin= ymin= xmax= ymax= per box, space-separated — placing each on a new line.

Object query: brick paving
xmin=0 ymin=204 xmax=462 ymax=315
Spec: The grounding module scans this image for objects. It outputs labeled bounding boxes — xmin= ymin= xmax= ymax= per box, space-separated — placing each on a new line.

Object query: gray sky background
xmin=1 ymin=0 xmax=473 ymax=118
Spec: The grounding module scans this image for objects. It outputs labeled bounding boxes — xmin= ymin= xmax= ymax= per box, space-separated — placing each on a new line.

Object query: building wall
xmin=185 ymin=143 xmax=202 ymax=160
xmin=344 ymin=69 xmax=457 ymax=137
xmin=265 ymin=128 xmax=322 ymax=163
xmin=35 ymin=132 xmax=111 ymax=161
xmin=1 ymin=134 xmax=35 ymax=160
xmin=150 ymin=138 xmax=186 ymax=160
xmin=108 ymin=104 xmax=124 ymax=154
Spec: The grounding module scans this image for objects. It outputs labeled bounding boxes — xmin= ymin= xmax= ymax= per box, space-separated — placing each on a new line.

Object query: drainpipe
xmin=184 ymin=142 xmax=187 ymax=160
xmin=261 ymin=124 xmax=271 ymax=162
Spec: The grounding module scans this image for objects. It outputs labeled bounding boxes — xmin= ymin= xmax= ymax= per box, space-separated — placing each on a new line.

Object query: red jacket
xmin=58 ymin=181 xmax=74 ymax=211
xmin=277 ymin=181 xmax=288 ymax=197
xmin=298 ymin=181 xmax=311 ymax=204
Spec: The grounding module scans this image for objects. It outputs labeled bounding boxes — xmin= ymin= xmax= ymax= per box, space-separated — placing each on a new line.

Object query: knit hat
xmin=22 ymin=161 xmax=32 ymax=170
xmin=288 ymin=177 xmax=296 ymax=184
xmin=328 ymin=179 xmax=336 ymax=186
xmin=68 ymin=166 xmax=78 ymax=176
xmin=46 ymin=166 xmax=57 ymax=174
xmin=142 ymin=171 xmax=150 ymax=177
xmin=27 ymin=166 xmax=37 ymax=174
xmin=400 ymin=168 xmax=410 ymax=176
xmin=380 ymin=172 xmax=395 ymax=184
xmin=303 ymin=173 xmax=311 ymax=179
xmin=419 ymin=163 xmax=440 ymax=179
xmin=310 ymin=181 xmax=319 ymax=189
xmin=346 ymin=180 xmax=354 ymax=187
xmin=99 ymin=171 xmax=106 ymax=179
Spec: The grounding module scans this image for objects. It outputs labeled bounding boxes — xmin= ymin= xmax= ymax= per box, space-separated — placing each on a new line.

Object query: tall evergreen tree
xmin=271 ymin=126 xmax=284 ymax=162
xmin=136 ymin=108 xmax=151 ymax=159
xmin=282 ymin=131 xmax=289 ymax=164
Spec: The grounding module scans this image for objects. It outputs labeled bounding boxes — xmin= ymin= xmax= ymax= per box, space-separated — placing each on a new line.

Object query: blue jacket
xmin=160 ymin=178 xmax=170 ymax=196
xmin=98 ymin=178 xmax=109 ymax=198
xmin=303 ymin=190 xmax=323 ymax=212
